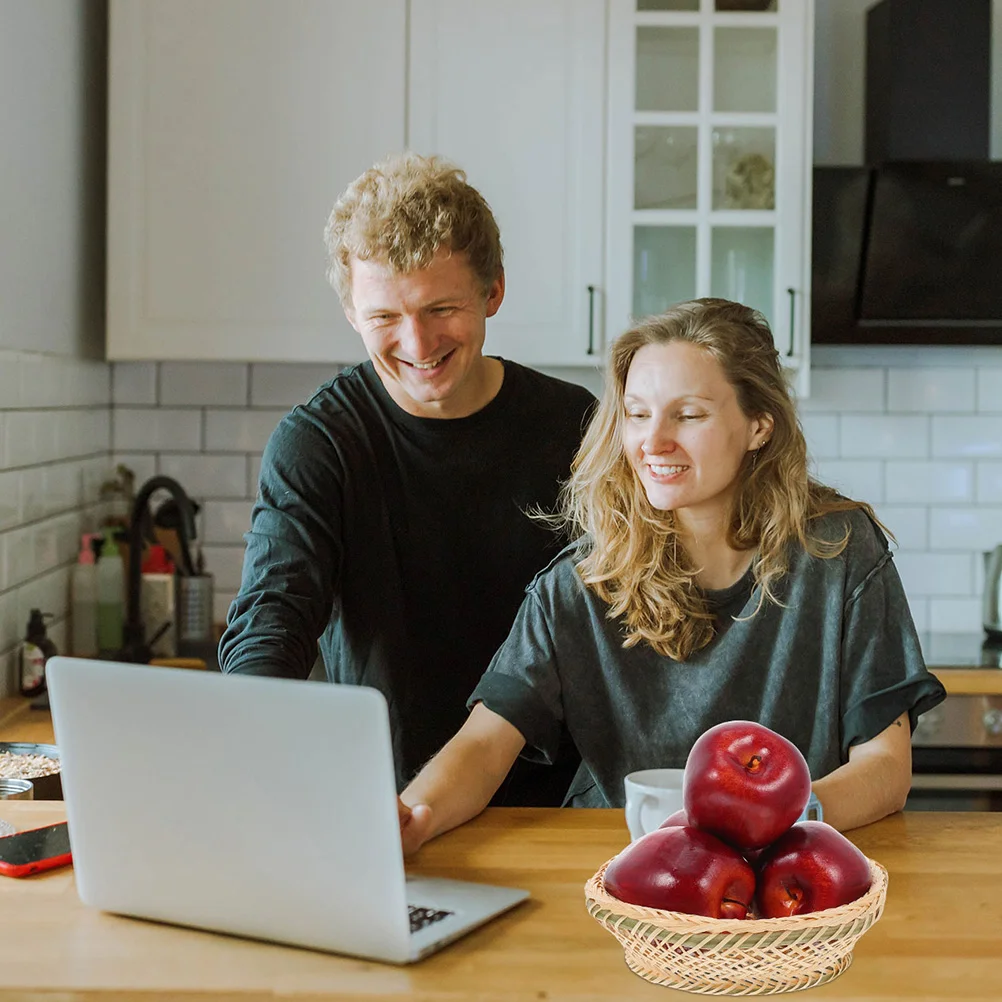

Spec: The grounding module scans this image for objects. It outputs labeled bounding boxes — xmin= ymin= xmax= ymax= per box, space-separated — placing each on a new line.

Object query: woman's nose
xmin=642 ymin=425 xmax=676 ymax=456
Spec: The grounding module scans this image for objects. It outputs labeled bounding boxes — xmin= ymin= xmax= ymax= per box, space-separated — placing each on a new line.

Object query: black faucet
xmin=120 ymin=475 xmax=198 ymax=663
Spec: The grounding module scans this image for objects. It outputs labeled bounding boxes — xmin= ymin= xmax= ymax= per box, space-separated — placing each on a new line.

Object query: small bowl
xmin=0 ymin=778 xmax=33 ymax=800
xmin=0 ymin=742 xmax=61 ymax=800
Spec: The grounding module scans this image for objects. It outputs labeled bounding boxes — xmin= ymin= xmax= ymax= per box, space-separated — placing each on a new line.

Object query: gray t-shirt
xmin=468 ymin=508 xmax=946 ymax=807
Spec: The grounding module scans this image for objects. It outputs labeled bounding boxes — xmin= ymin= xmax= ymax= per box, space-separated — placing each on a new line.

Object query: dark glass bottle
xmin=18 ymin=608 xmax=57 ymax=698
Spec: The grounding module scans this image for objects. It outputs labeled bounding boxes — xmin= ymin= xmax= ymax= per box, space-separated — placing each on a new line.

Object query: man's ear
xmin=485 ymin=269 xmax=505 ymax=318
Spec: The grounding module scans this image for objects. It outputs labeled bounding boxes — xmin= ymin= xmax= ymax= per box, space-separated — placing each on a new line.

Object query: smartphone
xmin=0 ymin=821 xmax=73 ymax=877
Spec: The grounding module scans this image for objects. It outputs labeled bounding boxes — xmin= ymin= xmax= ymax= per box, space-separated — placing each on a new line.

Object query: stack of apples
xmin=605 ymin=721 xmax=873 ymax=920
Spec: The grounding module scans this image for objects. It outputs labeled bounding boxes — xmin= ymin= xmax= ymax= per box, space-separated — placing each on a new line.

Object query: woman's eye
xmin=678 ymin=412 xmax=703 ymax=421
xmin=626 ymin=411 xmax=648 ymax=421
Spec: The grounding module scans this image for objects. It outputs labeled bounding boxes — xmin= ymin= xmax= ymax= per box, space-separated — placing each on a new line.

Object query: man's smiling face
xmin=345 ymin=249 xmax=504 ymax=419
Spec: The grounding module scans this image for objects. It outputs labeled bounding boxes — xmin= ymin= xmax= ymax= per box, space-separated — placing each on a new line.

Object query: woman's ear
xmin=752 ymin=412 xmax=775 ymax=450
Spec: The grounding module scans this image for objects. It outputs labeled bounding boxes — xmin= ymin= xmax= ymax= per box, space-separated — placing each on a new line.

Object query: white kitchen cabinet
xmin=106 ymin=0 xmax=406 ymax=362
xmin=408 ymin=0 xmax=607 ymax=366
xmin=606 ymin=0 xmax=814 ymax=395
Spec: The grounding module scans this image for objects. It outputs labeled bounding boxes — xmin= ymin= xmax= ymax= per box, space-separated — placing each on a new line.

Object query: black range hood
xmin=813 ymin=161 xmax=1002 ymax=346
xmin=812 ymin=0 xmax=1000 ymax=346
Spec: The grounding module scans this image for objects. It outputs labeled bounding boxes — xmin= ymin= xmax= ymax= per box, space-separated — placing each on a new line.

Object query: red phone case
xmin=0 ymin=851 xmax=73 ymax=878
xmin=0 ymin=823 xmax=73 ymax=878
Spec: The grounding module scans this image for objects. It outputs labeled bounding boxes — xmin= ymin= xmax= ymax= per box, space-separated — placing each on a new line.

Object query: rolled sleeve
xmin=840 ymin=548 xmax=946 ymax=757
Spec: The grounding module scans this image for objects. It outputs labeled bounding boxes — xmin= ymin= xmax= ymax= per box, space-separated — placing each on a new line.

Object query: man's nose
xmin=397 ymin=314 xmax=438 ymax=360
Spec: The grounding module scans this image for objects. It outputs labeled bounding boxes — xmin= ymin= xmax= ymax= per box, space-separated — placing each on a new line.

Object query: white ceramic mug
xmin=624 ymin=768 xmax=685 ymax=841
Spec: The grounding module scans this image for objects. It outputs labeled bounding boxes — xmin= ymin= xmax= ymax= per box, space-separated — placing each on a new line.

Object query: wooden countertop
xmin=0 ymin=803 xmax=999 ymax=1000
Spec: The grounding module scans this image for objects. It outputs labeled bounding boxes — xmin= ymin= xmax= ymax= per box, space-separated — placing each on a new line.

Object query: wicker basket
xmin=585 ymin=857 xmax=887 ymax=995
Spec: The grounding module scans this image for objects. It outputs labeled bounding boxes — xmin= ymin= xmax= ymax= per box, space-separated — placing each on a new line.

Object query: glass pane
xmin=633 ymin=227 xmax=697 ymax=318
xmin=639 ymin=0 xmax=698 ymax=8
xmin=712 ymin=127 xmax=775 ymax=210
xmin=714 ymin=28 xmax=777 ymax=112
xmin=715 ymin=0 xmax=777 ymax=10
xmin=710 ymin=227 xmax=774 ymax=322
xmin=634 ymin=126 xmax=698 ymax=209
xmin=636 ymin=28 xmax=699 ymax=112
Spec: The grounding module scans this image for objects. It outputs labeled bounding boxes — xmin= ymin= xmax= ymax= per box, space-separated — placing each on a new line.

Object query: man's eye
xmin=431 ymin=306 xmax=454 ymax=314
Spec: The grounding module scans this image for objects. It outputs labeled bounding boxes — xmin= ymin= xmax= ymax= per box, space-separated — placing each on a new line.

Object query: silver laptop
xmin=46 ymin=657 xmax=528 ymax=963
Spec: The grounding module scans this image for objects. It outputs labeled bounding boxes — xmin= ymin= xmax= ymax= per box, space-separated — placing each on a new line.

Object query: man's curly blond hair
xmin=324 ymin=152 xmax=503 ymax=309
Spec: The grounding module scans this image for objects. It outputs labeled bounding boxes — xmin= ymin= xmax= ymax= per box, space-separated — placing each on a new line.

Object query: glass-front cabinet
xmin=607 ymin=0 xmax=814 ymax=394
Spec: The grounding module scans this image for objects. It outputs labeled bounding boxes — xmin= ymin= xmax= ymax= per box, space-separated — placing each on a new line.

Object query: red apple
xmin=683 ymin=720 xmax=811 ymax=850
xmin=604 ymin=825 xmax=755 ymax=919
xmin=658 ymin=808 xmax=690 ymax=829
xmin=755 ymin=821 xmax=872 ymax=917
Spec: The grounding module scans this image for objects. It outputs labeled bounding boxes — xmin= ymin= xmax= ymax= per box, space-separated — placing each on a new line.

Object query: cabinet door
xmin=607 ymin=0 xmax=813 ymax=395
xmin=107 ymin=0 xmax=406 ymax=362
xmin=409 ymin=0 xmax=606 ymax=366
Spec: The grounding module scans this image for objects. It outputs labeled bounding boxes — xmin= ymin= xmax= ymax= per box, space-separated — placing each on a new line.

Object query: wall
xmin=0 ymin=2 xmax=111 ymax=696
xmin=814 ymin=0 xmax=1002 ymax=164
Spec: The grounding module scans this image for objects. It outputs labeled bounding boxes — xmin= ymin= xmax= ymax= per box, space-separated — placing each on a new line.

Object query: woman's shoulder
xmin=809 ymin=503 xmax=889 ymax=553
xmin=526 ymin=538 xmax=595 ymax=602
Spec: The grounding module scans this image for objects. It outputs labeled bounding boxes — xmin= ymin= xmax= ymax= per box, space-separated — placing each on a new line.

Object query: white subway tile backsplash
xmin=976 ymin=369 xmax=1002 ymax=413
xmin=202 ymin=500 xmax=255 ymax=545
xmin=0 ymin=355 xmax=21 ymax=409
xmin=977 ymin=462 xmax=1002 ymax=503
xmin=160 ymin=362 xmax=248 ymax=406
xmin=112 ymin=453 xmax=157 ymax=488
xmin=929 ymin=597 xmax=982 ymax=633
xmin=812 ymin=460 xmax=885 ymax=504
xmin=201 ymin=545 xmax=246 ymax=591
xmin=840 ymin=415 xmax=929 ymax=459
xmin=15 ymin=566 xmax=71 ymax=627
xmin=929 ymin=507 xmax=1002 ymax=551
xmin=113 ymin=408 xmax=202 ymax=452
xmin=0 ymin=470 xmax=19 ymax=530
xmin=159 ymin=454 xmax=248 ymax=500
xmin=800 ymin=414 xmax=839 ymax=460
xmin=800 ymin=368 xmax=885 ymax=412
xmin=112 ymin=363 xmax=157 ymax=405
xmin=204 ymin=409 xmax=285 ymax=453
xmin=885 ymin=461 xmax=974 ymax=504
xmin=250 ymin=364 xmax=337 ymax=408
xmin=932 ymin=415 xmax=1002 ymax=459
xmin=887 ymin=368 xmax=975 ymax=414
xmin=873 ymin=505 xmax=928 ymax=550
xmin=214 ymin=590 xmax=237 ymax=627
xmin=893 ymin=552 xmax=973 ymax=598
xmin=905 ymin=597 xmax=929 ymax=633
xmin=0 ymin=589 xmax=18 ymax=655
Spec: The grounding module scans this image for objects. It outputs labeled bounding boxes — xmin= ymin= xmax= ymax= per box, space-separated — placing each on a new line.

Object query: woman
xmin=398 ymin=299 xmax=945 ymax=854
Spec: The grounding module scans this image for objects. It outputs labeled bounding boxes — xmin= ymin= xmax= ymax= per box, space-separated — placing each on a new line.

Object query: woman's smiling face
xmin=621 ymin=340 xmax=773 ymax=524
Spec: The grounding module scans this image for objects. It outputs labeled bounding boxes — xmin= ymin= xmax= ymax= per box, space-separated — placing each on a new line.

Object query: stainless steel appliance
xmin=983 ymin=545 xmax=1002 ymax=636
xmin=909 ymin=686 xmax=1002 ymax=812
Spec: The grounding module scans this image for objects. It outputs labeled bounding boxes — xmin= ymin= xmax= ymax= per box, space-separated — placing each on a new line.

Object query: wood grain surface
xmin=0 ymin=803 xmax=999 ymax=1000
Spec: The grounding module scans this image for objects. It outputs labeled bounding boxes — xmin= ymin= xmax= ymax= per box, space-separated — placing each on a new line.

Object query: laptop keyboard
xmin=408 ymin=904 xmax=454 ymax=934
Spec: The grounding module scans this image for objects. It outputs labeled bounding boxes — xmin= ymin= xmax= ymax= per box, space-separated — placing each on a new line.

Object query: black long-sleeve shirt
xmin=219 ymin=359 xmax=595 ymax=803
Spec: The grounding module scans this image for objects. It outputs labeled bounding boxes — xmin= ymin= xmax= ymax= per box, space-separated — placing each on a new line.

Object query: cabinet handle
xmin=786 ymin=287 xmax=796 ymax=357
xmin=587 ymin=285 xmax=596 ymax=355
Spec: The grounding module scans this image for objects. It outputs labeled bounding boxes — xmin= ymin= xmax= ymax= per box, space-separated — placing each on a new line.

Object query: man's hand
xmin=398 ymin=797 xmax=434 ymax=857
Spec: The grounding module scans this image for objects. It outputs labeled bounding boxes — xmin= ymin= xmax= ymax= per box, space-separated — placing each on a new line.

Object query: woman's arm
xmin=397 ymin=703 xmax=527 ymax=856
xmin=811 ymin=712 xmax=912 ymax=831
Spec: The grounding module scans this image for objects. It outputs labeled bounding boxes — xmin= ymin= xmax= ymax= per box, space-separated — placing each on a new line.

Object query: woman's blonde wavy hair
xmin=560 ymin=298 xmax=878 ymax=661
xmin=324 ymin=152 xmax=503 ymax=309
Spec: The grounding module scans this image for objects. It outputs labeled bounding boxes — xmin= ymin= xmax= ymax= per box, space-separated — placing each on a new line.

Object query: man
xmin=219 ymin=153 xmax=596 ymax=806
